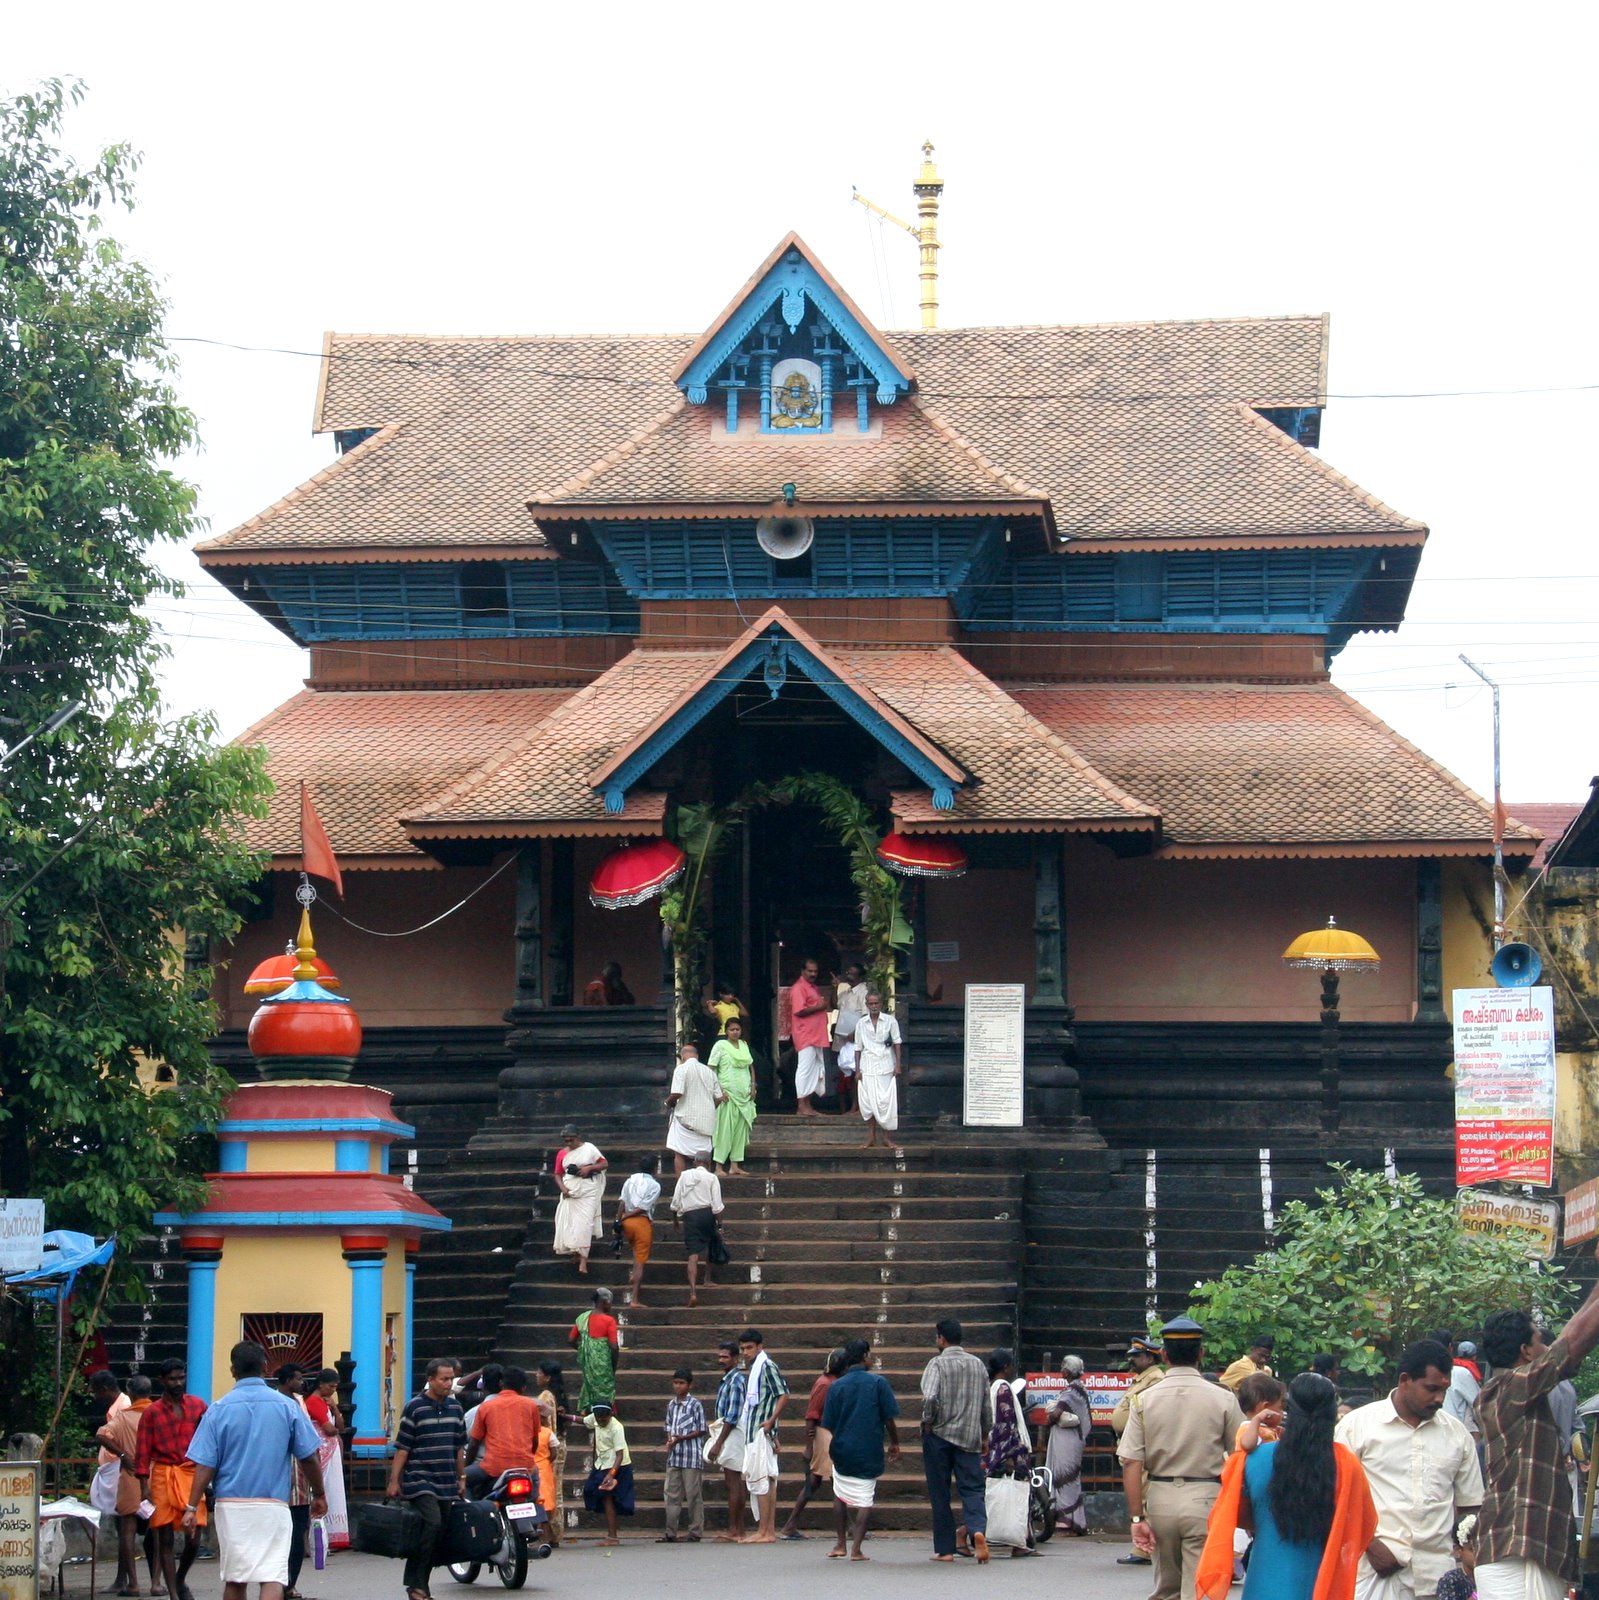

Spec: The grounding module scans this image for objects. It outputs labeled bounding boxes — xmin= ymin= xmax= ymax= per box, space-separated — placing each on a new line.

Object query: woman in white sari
xmin=552 ymin=1126 xmax=608 ymax=1275
xmin=305 ymin=1369 xmax=350 ymax=1550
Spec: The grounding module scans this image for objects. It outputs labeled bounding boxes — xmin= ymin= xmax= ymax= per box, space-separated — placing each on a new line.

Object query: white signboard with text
xmin=0 ymin=1460 xmax=40 ymax=1600
xmin=964 ymin=983 xmax=1025 ymax=1127
xmin=0 ymin=1201 xmax=45 ymax=1276
xmin=1452 ymin=987 xmax=1557 ymax=1187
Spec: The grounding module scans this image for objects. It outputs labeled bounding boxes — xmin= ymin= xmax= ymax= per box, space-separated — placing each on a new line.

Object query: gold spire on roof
xmin=292 ymin=904 xmax=320 ymax=981
xmin=913 ymin=141 xmax=944 ymax=330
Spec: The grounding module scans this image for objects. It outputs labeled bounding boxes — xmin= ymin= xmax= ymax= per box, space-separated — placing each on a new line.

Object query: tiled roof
xmin=1011 ymin=682 xmax=1537 ymax=855
xmin=1504 ymin=802 xmax=1579 ymax=870
xmin=832 ymin=649 xmax=1155 ymax=832
xmin=400 ymin=651 xmax=710 ymax=837
xmin=233 ymin=687 xmax=573 ymax=862
xmin=531 ymin=398 xmax=1044 ymax=512
xmin=196 ymin=309 xmax=1421 ymax=559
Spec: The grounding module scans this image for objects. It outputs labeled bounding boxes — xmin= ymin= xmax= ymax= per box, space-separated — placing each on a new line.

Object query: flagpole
xmin=1459 ymin=655 xmax=1505 ymax=950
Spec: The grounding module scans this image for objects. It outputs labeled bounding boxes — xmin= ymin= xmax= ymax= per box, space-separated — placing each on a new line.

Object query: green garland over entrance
xmin=658 ymin=773 xmax=913 ymax=1045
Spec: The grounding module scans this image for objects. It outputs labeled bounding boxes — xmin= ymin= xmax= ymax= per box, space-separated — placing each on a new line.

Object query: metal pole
xmin=1460 ymin=655 xmax=1505 ymax=949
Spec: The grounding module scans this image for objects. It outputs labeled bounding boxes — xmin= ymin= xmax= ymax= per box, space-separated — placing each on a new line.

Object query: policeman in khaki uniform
xmin=1118 ymin=1316 xmax=1243 ymax=1600
xmin=1111 ymin=1336 xmax=1165 ymax=1566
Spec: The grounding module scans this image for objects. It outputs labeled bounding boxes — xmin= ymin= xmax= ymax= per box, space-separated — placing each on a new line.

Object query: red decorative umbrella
xmin=589 ymin=838 xmax=688 ymax=909
xmin=244 ymin=949 xmax=341 ymax=996
xmin=874 ymin=832 xmax=969 ymax=879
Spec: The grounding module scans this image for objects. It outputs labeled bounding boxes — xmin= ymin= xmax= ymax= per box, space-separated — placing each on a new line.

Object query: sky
xmin=8 ymin=2 xmax=1598 ymax=809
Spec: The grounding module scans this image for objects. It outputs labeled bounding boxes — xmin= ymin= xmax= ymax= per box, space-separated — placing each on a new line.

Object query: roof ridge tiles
xmin=1232 ymin=403 xmax=1427 ymax=532
xmin=195 ymin=421 xmax=405 ymax=552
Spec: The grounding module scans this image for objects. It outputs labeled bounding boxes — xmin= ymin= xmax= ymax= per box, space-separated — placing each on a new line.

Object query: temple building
xmin=196 ymin=227 xmax=1531 ymax=1129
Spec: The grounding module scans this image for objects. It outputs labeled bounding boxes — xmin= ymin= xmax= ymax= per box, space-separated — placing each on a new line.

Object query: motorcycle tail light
xmin=506 ymin=1477 xmax=533 ymax=1499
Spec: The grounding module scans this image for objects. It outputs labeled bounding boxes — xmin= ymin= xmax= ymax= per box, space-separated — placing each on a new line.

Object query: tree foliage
xmin=1187 ymin=1165 xmax=1573 ymax=1380
xmin=0 ymin=82 xmax=269 ymax=1269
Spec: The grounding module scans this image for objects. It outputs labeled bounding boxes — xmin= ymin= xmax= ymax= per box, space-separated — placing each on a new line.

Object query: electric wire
xmin=317 ymin=849 xmax=517 ymax=937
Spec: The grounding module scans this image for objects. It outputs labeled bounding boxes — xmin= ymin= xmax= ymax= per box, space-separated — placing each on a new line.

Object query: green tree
xmin=1187 ymin=1165 xmax=1572 ymax=1380
xmin=0 ymin=80 xmax=269 ymax=1420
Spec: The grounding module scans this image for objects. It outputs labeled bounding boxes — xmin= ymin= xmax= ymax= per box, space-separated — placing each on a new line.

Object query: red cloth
xmin=805 ymin=1374 xmax=835 ymax=1425
xmin=300 ymin=781 xmax=344 ymax=896
xmin=1456 ymin=1357 xmax=1482 ymax=1383
xmin=471 ymin=1391 xmax=543 ymax=1477
xmin=789 ymin=977 xmax=830 ymax=1051
xmin=306 ymin=1393 xmax=337 ymax=1434
xmin=1195 ymin=1442 xmax=1377 ymax=1600
xmin=134 ymin=1393 xmax=207 ymax=1474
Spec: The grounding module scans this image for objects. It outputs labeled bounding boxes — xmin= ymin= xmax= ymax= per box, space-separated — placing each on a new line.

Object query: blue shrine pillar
xmin=403 ymin=1244 xmax=418 ymax=1403
xmin=181 ymin=1239 xmax=223 ymax=1403
xmin=344 ymin=1237 xmax=388 ymax=1456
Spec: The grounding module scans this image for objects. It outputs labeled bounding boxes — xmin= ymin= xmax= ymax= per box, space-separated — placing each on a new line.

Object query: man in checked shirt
xmin=135 ymin=1358 xmax=208 ymax=1600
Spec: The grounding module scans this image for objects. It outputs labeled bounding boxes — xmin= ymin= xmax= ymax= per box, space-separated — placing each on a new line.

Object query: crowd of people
xmin=1116 ymin=1269 xmax=1599 ymax=1600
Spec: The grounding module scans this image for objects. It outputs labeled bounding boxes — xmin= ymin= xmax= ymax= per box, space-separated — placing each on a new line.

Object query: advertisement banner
xmin=1452 ymin=987 xmax=1557 ymax=1186
xmin=1565 ymin=1178 xmax=1599 ymax=1248
xmin=1024 ymin=1370 xmax=1134 ymax=1427
xmin=1456 ymin=1189 xmax=1560 ymax=1260
xmin=0 ymin=1201 xmax=45 ymax=1277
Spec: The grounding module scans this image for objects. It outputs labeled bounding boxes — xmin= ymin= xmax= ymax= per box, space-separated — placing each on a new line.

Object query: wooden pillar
xmin=548 ymin=838 xmax=574 ymax=1006
xmin=1416 ymin=858 xmax=1446 ymax=1024
xmin=909 ymin=881 xmax=931 ymax=1001
xmin=1033 ymin=836 xmax=1066 ymax=1005
xmin=513 ymin=844 xmax=544 ymax=1009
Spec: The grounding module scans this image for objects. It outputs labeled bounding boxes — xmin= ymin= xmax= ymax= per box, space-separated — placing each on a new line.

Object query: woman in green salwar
xmin=710 ymin=1016 xmax=756 ymax=1176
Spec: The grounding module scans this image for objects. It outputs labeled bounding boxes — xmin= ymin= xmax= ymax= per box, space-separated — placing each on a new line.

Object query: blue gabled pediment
xmin=673 ymin=233 xmax=914 ymax=432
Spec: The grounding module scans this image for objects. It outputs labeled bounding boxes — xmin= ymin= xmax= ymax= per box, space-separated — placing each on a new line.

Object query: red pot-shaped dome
xmin=247 ymin=980 xmax=363 ymax=1081
xmin=874 ymin=831 xmax=969 ymax=879
xmin=244 ymin=951 xmax=340 ymax=996
xmin=589 ymin=838 xmax=687 ymax=909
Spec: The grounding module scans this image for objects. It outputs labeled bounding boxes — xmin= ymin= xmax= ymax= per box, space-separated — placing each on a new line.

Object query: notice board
xmin=964 ymin=983 xmax=1025 ymax=1127
xmin=0 ymin=1460 xmax=39 ymax=1600
xmin=1453 ymin=986 xmax=1557 ymax=1186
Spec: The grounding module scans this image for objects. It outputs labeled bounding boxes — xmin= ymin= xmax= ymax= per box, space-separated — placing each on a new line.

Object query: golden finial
xmin=911 ymin=141 xmax=943 ymax=330
xmin=293 ymin=904 xmax=319 ymax=981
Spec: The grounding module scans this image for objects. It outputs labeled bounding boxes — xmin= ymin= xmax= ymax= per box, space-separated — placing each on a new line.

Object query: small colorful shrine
xmin=156 ymin=911 xmax=448 ymax=1451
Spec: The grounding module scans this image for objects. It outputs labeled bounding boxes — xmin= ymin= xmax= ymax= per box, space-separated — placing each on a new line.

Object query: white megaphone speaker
xmin=1490 ymin=942 xmax=1542 ymax=987
xmin=756 ymin=483 xmax=814 ymax=561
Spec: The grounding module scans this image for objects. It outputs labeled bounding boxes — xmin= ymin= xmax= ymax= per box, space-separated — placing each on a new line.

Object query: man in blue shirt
xmin=183 ymin=1341 xmax=325 ymax=1600
xmin=820 ymin=1338 xmax=900 ymax=1561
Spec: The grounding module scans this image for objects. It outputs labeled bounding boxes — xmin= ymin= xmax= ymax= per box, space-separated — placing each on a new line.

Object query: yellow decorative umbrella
xmin=1282 ymin=917 xmax=1381 ymax=973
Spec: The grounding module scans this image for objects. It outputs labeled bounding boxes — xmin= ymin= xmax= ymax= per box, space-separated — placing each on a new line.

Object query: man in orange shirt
xmin=468 ymin=1367 xmax=543 ymax=1496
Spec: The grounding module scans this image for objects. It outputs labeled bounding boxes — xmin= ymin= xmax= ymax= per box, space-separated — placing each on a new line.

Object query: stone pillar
xmin=549 ymin=840 xmax=574 ymax=1007
xmin=343 ymin=1236 xmax=388 ymax=1456
xmin=909 ymin=881 xmax=931 ymax=1001
xmin=182 ymin=1238 xmax=223 ymax=1402
xmin=514 ymin=844 xmax=544 ymax=1010
xmin=1033 ymin=837 xmax=1066 ymax=1005
xmin=1416 ymin=858 xmax=1446 ymax=1023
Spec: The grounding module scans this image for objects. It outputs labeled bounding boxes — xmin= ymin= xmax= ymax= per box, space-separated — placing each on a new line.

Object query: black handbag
xmin=708 ymin=1225 xmax=731 ymax=1267
xmin=441 ymin=1498 xmax=501 ymax=1563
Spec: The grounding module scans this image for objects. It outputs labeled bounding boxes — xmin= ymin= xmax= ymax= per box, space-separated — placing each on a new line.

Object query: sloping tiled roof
xmin=832 ymin=649 xmax=1156 ymax=833
xmin=531 ymin=398 xmax=1044 ymax=513
xmin=233 ymin=687 xmax=574 ymax=863
xmin=196 ymin=310 xmax=1422 ymax=559
xmin=400 ymin=652 xmax=710 ymax=837
xmin=1504 ymin=802 xmax=1580 ymax=871
xmin=1011 ymin=682 xmax=1538 ymax=856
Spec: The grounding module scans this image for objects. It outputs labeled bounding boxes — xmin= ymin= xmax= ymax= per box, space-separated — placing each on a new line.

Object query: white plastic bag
xmin=983 ymin=1473 xmax=1030 ymax=1549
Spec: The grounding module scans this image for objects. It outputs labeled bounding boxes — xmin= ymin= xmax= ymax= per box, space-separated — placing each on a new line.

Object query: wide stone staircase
xmin=413 ymin=1116 xmax=1048 ymax=1532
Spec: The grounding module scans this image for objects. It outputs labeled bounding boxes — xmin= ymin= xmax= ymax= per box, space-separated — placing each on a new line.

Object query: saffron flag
xmin=300 ymin=781 xmax=344 ymax=897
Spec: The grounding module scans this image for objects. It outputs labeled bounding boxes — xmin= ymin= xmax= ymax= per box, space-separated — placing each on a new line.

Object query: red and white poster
xmin=1025 ymin=1370 xmax=1134 ymax=1427
xmin=1452 ymin=987 xmax=1557 ymax=1187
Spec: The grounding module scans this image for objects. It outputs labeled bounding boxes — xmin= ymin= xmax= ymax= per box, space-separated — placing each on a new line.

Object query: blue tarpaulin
xmin=4 ymin=1228 xmax=115 ymax=1301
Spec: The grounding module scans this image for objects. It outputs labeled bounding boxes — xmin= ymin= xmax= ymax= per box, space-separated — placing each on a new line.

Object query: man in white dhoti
xmin=182 ymin=1341 xmax=325 ymax=1600
xmin=736 ymin=1329 xmax=790 ymax=1543
xmin=664 ymin=1042 xmax=724 ymax=1174
xmin=852 ymin=991 xmax=903 ymax=1147
xmin=552 ymin=1125 xmax=609 ymax=1276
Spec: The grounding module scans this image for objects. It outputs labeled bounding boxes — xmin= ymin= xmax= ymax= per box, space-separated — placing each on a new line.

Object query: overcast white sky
xmin=9 ymin=2 xmax=1598 ymax=809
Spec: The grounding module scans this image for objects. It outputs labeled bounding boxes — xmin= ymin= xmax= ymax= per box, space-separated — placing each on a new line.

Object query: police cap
xmin=1159 ymin=1315 xmax=1205 ymax=1343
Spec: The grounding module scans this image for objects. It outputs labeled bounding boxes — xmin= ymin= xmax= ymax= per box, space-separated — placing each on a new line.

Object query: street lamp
xmin=1283 ymin=917 xmax=1382 ymax=1137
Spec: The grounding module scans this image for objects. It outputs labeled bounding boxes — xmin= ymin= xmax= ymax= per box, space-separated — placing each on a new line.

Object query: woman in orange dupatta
xmin=1197 ymin=1373 xmax=1377 ymax=1600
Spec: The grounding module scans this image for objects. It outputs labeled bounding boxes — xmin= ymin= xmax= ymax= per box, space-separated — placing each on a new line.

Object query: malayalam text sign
xmin=0 ymin=1460 xmax=39 ymax=1600
xmin=964 ymin=983 xmax=1025 ymax=1128
xmin=1565 ymin=1177 xmax=1599 ymax=1247
xmin=1024 ymin=1371 xmax=1134 ymax=1427
xmin=1457 ymin=1189 xmax=1559 ymax=1260
xmin=1452 ymin=987 xmax=1556 ymax=1186
xmin=0 ymin=1201 xmax=44 ymax=1276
